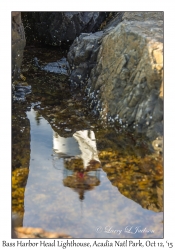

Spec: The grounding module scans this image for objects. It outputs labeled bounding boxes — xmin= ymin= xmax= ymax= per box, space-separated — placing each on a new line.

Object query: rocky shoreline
xmin=12 ymin=12 xmax=163 ymax=238
xmin=12 ymin=11 xmax=163 ymax=153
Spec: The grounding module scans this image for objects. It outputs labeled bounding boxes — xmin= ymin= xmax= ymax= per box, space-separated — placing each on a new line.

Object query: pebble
xmin=64 ymin=128 xmax=72 ymax=132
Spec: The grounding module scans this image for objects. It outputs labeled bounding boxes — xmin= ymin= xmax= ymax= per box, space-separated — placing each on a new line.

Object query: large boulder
xmin=22 ymin=12 xmax=107 ymax=45
xmin=12 ymin=12 xmax=26 ymax=80
xmin=67 ymin=12 xmax=163 ymax=151
xmin=67 ymin=12 xmax=124 ymax=86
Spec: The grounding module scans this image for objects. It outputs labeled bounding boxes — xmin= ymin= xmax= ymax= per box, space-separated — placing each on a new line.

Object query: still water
xmin=19 ymin=108 xmax=162 ymax=238
xmin=12 ymin=46 xmax=163 ymax=238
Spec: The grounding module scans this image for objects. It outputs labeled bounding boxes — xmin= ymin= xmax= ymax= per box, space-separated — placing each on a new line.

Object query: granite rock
xmin=67 ymin=12 xmax=163 ymax=149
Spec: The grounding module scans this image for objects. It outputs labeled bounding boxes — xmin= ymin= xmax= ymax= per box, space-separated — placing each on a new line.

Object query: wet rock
xmin=12 ymin=12 xmax=26 ymax=80
xmin=13 ymin=227 xmax=71 ymax=239
xmin=12 ymin=213 xmax=23 ymax=228
xmin=22 ymin=12 xmax=107 ymax=45
xmin=67 ymin=12 xmax=124 ymax=86
xmin=67 ymin=11 xmax=163 ymax=147
xmin=152 ymin=136 xmax=163 ymax=154
xmin=33 ymin=57 xmax=70 ymax=75
xmin=13 ymin=84 xmax=31 ymax=102
xmin=67 ymin=31 xmax=104 ymax=86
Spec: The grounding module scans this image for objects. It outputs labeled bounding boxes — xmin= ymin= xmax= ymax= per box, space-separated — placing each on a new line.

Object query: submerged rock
xmin=100 ymin=150 xmax=163 ymax=213
xmin=67 ymin=12 xmax=163 ymax=150
xmin=13 ymin=84 xmax=31 ymax=102
xmin=13 ymin=225 xmax=71 ymax=238
xmin=33 ymin=57 xmax=70 ymax=75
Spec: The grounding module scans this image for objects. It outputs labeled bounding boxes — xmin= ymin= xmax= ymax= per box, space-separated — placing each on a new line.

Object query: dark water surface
xmin=12 ymin=46 xmax=163 ymax=238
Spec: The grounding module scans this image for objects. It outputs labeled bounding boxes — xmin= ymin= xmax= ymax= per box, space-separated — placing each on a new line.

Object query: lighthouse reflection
xmin=53 ymin=130 xmax=101 ymax=201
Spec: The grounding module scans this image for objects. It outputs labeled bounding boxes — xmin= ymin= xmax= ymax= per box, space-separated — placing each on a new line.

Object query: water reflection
xmin=63 ymin=169 xmax=100 ymax=201
xmin=53 ymin=130 xmax=100 ymax=167
xmin=12 ymin=46 xmax=163 ymax=238
xmin=73 ymin=130 xmax=100 ymax=169
xmin=12 ymin=107 xmax=163 ymax=238
xmin=53 ymin=132 xmax=81 ymax=158
xmin=20 ymin=110 xmax=163 ymax=238
xmin=53 ymin=130 xmax=101 ymax=201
